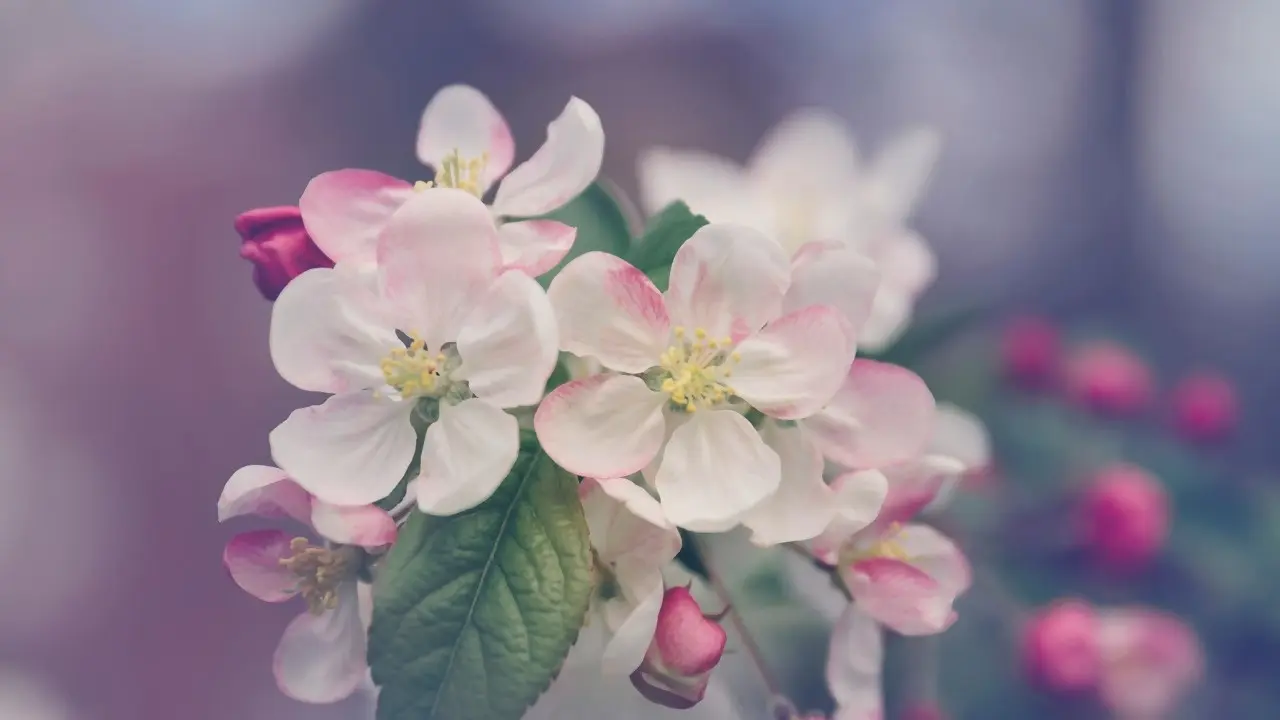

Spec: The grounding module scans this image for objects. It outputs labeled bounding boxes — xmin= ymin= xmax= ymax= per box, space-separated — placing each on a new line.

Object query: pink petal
xmin=665 ymin=224 xmax=791 ymax=341
xmin=496 ymin=219 xmax=577 ymax=277
xmin=731 ymin=305 xmax=853 ymax=420
xmin=273 ymin=583 xmax=369 ymax=704
xmin=416 ymin=84 xmax=515 ymax=194
xmin=218 ymin=465 xmax=311 ymax=524
xmin=223 ymin=529 xmax=299 ymax=603
xmin=870 ymin=459 xmax=958 ymax=531
xmin=376 ymin=188 xmax=501 ymax=348
xmin=895 ymin=524 xmax=972 ymax=598
xmin=455 ymin=270 xmax=559 ymax=408
xmin=299 ymin=169 xmax=414 ymax=264
xmin=806 ymin=359 xmax=937 ymax=469
xmin=845 ymin=557 xmax=954 ymax=636
xmin=651 ymin=586 xmax=727 ymax=676
xmin=1096 ymin=609 xmax=1204 ymax=720
xmin=535 ymin=374 xmax=667 ymax=479
xmin=547 ymin=252 xmax=671 ymax=373
xmin=491 ymin=97 xmax=604 ymax=218
xmin=785 ymin=243 xmax=881 ymax=342
xmin=309 ymin=502 xmax=397 ymax=549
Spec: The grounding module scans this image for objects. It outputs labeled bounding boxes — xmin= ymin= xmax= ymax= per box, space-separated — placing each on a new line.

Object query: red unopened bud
xmin=1001 ymin=315 xmax=1059 ymax=388
xmin=235 ymin=206 xmax=333 ymax=301
xmin=629 ymin=586 xmax=727 ymax=709
xmin=1064 ymin=342 xmax=1153 ymax=417
xmin=1081 ymin=464 xmax=1169 ymax=571
xmin=1022 ymin=598 xmax=1100 ymax=693
xmin=1170 ymin=372 xmax=1238 ymax=443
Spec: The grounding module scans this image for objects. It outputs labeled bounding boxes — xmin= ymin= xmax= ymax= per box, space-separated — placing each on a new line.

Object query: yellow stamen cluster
xmin=380 ymin=335 xmax=445 ymax=398
xmin=414 ymin=149 xmax=489 ymax=197
xmin=658 ymin=326 xmax=739 ymax=413
xmin=848 ymin=523 xmax=912 ymax=563
xmin=279 ymin=538 xmax=354 ymax=615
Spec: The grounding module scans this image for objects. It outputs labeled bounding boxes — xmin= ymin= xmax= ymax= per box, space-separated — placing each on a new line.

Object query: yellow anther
xmin=695 ymin=328 xmax=707 ymax=340
xmin=431 ymin=149 xmax=489 ymax=197
xmin=413 ymin=180 xmax=432 ymax=193
xmin=674 ymin=326 xmax=686 ymax=338
xmin=380 ymin=332 xmax=444 ymax=398
xmin=658 ymin=327 xmax=740 ymax=413
xmin=279 ymin=539 xmax=355 ymax=615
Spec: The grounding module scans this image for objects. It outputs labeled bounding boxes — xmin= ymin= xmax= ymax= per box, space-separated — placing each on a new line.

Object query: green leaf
xmin=627 ymin=201 xmax=708 ymax=290
xmin=535 ymin=182 xmax=633 ymax=288
xmin=863 ymin=304 xmax=986 ymax=368
xmin=368 ymin=435 xmax=594 ymax=720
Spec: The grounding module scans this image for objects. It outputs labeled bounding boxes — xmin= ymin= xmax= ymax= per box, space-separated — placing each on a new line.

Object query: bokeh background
xmin=2 ymin=1 xmax=1278 ymax=718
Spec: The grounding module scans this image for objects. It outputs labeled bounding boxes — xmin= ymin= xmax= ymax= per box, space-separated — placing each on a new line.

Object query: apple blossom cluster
xmin=226 ymin=84 xmax=977 ymax=720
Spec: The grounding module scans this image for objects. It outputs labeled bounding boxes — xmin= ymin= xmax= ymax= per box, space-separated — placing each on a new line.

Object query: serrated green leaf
xmin=627 ymin=201 xmax=708 ymax=289
xmin=368 ymin=435 xmax=594 ymax=720
xmin=535 ymin=182 xmax=633 ymax=288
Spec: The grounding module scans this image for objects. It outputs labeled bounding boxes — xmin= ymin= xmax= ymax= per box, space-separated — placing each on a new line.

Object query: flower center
xmin=279 ymin=538 xmax=357 ymax=615
xmin=414 ymin=149 xmax=489 ymax=198
xmin=380 ymin=334 xmax=450 ymax=398
xmin=846 ymin=523 xmax=912 ymax=564
xmin=658 ymin=327 xmax=739 ymax=413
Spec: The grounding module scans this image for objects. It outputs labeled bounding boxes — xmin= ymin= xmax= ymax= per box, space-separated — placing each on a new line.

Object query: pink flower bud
xmin=899 ymin=702 xmax=947 ymax=720
xmin=630 ymin=587 xmax=727 ymax=709
xmin=1022 ymin=599 xmax=1100 ymax=693
xmin=1001 ymin=315 xmax=1059 ymax=388
xmin=1081 ymin=465 xmax=1169 ymax=571
xmin=1064 ymin=342 xmax=1153 ymax=417
xmin=1169 ymin=372 xmax=1238 ymax=443
xmin=235 ymin=206 xmax=333 ymax=301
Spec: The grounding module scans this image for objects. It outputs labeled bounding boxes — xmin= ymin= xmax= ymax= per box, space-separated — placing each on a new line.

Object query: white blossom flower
xmin=299 ymin=84 xmax=604 ymax=276
xmin=268 ymin=189 xmax=558 ymax=513
xmin=638 ymin=110 xmax=940 ymax=349
xmin=534 ymin=223 xmax=855 ymax=532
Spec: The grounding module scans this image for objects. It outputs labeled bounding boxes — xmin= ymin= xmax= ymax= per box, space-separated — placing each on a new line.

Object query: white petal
xmin=269 ymin=392 xmax=418 ymax=506
xmin=867 ymin=126 xmax=941 ymax=222
xmin=217 ymin=465 xmax=311 ymax=524
xmin=580 ymin=477 xmax=680 ymax=568
xmin=535 ymin=374 xmax=667 ymax=479
xmin=635 ymin=147 xmax=764 ymax=225
xmin=491 ymin=97 xmax=605 ymax=218
xmin=654 ymin=410 xmax=780 ymax=531
xmin=269 ymin=266 xmax=399 ymax=394
xmin=416 ymin=399 xmax=520 ymax=516
xmin=876 ymin=229 xmax=936 ymax=298
xmin=496 ymin=219 xmax=576 ymax=277
xmin=600 ymin=573 xmax=664 ymax=675
xmin=273 ymin=583 xmax=368 ymax=704
xmin=547 ymin=252 xmax=671 ymax=373
xmin=455 ymin=271 xmax=559 ymax=408
xmin=731 ymin=306 xmax=853 ymax=420
xmin=785 ymin=243 xmax=881 ymax=338
xmin=826 ymin=606 xmax=884 ymax=716
xmin=376 ymin=188 xmax=501 ymax=348
xmin=895 ymin=523 xmax=971 ymax=598
xmin=810 ymin=469 xmax=891 ymax=563
xmin=299 ymin=170 xmax=414 ymax=265
xmin=665 ymin=224 xmax=791 ymax=340
xmin=806 ymin=359 xmax=937 ymax=470
xmin=857 ymin=290 xmax=913 ymax=353
xmin=416 ymin=84 xmax=515 ymax=194
xmin=740 ymin=422 xmax=836 ymax=546
xmin=930 ymin=402 xmax=991 ymax=472
xmin=749 ymin=109 xmax=861 ymax=200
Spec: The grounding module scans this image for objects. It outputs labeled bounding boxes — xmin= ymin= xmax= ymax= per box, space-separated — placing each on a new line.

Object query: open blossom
xmin=1095 ymin=608 xmax=1203 ymax=720
xmin=630 ymin=586 xmax=728 ymax=710
xmin=579 ymin=477 xmax=682 ymax=675
xmin=535 ymin=223 xmax=857 ymax=533
xmin=218 ymin=465 xmax=397 ymax=703
xmin=235 ymin=205 xmax=334 ymax=300
xmin=638 ymin=110 xmax=940 ymax=349
xmin=300 ymin=84 xmax=603 ymax=276
xmin=268 ymin=189 xmax=558 ymax=513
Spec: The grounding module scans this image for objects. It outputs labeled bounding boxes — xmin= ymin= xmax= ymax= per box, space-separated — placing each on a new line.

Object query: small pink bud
xmin=1081 ymin=465 xmax=1169 ymax=571
xmin=899 ymin=702 xmax=947 ymax=720
xmin=1022 ymin=599 xmax=1100 ymax=693
xmin=235 ymin=206 xmax=333 ymax=301
xmin=1001 ymin=315 xmax=1060 ymax=388
xmin=630 ymin=587 xmax=727 ymax=709
xmin=1170 ymin=372 xmax=1238 ymax=443
xmin=1064 ymin=342 xmax=1153 ymax=417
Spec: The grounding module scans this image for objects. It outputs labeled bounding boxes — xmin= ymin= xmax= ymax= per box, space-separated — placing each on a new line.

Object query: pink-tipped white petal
xmin=665 ymin=224 xmax=791 ymax=340
xmin=740 ymin=423 xmax=836 ymax=546
xmin=269 ymin=266 xmax=400 ymax=394
xmin=218 ymin=465 xmax=311 ymax=524
xmin=269 ymin=392 xmax=418 ymax=507
xmin=273 ymin=583 xmax=369 ymax=704
xmin=416 ymin=85 xmax=515 ymax=193
xmin=416 ymin=399 xmax=520 ymax=516
xmin=455 ymin=271 xmax=559 ymax=408
xmin=491 ymin=97 xmax=604 ymax=218
xmin=785 ymin=243 xmax=881 ymax=339
xmin=654 ymin=409 xmax=780 ymax=531
xmin=299 ymin=170 xmax=414 ymax=264
xmin=309 ymin=502 xmax=397 ymax=549
xmin=636 ymin=147 xmax=764 ymax=225
xmin=547 ymin=252 xmax=671 ymax=373
xmin=827 ymin=606 xmax=885 ymax=719
xmin=223 ymin=529 xmax=299 ymax=603
xmin=806 ymin=359 xmax=937 ymax=470
xmin=731 ymin=306 xmax=852 ymax=420
xmin=872 ymin=457 xmax=962 ymax=531
xmin=376 ymin=188 xmax=501 ymax=348
xmin=845 ymin=558 xmax=953 ymax=636
xmin=535 ymin=374 xmax=667 ymax=479
xmin=496 ymin=220 xmax=577 ymax=277
xmin=867 ymin=127 xmax=941 ymax=222
xmin=895 ymin=524 xmax=971 ymax=599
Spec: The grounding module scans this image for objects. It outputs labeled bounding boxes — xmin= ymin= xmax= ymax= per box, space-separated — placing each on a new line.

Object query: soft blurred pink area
xmin=1 ymin=1 xmax=1277 ymax=718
